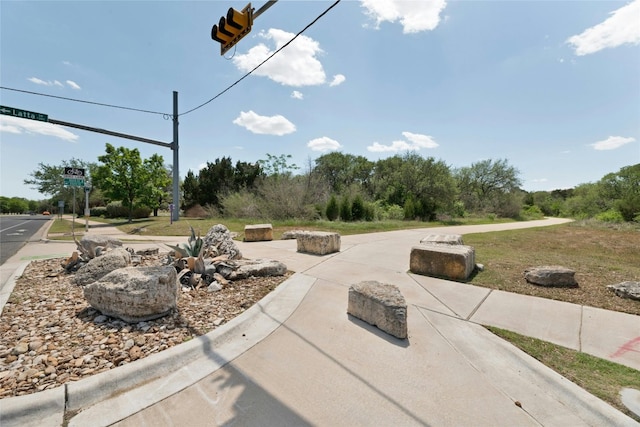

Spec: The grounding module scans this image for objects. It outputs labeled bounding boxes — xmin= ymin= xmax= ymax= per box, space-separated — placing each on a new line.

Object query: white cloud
xmin=232 ymin=110 xmax=296 ymax=136
xmin=329 ymin=74 xmax=346 ymax=87
xmin=291 ymin=91 xmax=304 ymax=100
xmin=567 ymin=0 xmax=640 ymax=56
xmin=28 ymin=77 xmax=52 ymax=86
xmin=233 ymin=29 xmax=327 ymax=87
xmin=590 ymin=136 xmax=636 ymax=150
xmin=0 ymin=116 xmax=79 ymax=142
xmin=66 ymin=80 xmax=81 ymax=90
xmin=367 ymin=131 xmax=439 ymax=152
xmin=531 ymin=178 xmax=549 ymax=183
xmin=360 ymin=0 xmax=447 ymax=33
xmin=307 ymin=137 xmax=342 ymax=152
xmin=402 ymin=131 xmax=439 ymax=148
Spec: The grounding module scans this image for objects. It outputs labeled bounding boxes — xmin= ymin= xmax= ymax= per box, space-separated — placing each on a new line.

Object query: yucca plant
xmin=168 ymin=226 xmax=204 ymax=258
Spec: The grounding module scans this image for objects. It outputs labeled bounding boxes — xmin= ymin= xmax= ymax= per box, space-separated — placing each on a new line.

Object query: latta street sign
xmin=0 ymin=105 xmax=48 ymax=122
xmin=64 ymin=178 xmax=85 ymax=187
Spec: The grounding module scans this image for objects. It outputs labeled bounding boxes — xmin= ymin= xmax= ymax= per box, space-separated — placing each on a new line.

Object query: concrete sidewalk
xmin=1 ymin=218 xmax=638 ymax=426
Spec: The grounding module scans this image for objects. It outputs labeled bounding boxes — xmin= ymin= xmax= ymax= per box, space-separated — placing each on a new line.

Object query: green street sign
xmin=0 ymin=105 xmax=48 ymax=122
xmin=64 ymin=178 xmax=85 ymax=187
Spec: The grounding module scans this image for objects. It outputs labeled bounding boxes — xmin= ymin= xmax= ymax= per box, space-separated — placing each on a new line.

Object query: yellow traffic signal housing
xmin=211 ymin=3 xmax=253 ymax=55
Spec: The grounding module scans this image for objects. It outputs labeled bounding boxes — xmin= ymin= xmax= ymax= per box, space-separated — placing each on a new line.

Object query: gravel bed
xmin=0 ymin=255 xmax=290 ymax=399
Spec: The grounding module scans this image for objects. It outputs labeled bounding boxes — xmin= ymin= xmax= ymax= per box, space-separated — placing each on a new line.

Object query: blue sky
xmin=1 ymin=0 xmax=639 ymax=201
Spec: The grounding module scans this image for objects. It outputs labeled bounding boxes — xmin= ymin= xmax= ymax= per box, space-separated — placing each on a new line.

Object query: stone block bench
xmin=244 ymin=224 xmax=273 ymax=242
xmin=347 ymin=281 xmax=407 ymax=339
xmin=410 ymin=244 xmax=475 ymax=281
xmin=296 ymin=231 xmax=340 ymax=255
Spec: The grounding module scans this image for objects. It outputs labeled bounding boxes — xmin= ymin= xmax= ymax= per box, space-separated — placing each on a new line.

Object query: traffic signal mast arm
xmin=211 ymin=1 xmax=278 ymax=55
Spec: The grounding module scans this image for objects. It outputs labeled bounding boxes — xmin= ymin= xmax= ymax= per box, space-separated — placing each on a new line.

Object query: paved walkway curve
xmin=1 ymin=218 xmax=638 ymax=426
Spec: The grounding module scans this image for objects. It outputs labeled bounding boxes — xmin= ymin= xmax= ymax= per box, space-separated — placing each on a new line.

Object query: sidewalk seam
xmin=466 ymin=288 xmax=493 ymax=321
xmin=579 ymin=305 xmax=584 ymax=353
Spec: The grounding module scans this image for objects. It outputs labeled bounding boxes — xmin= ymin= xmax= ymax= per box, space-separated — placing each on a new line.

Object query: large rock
xmin=83 ymin=266 xmax=177 ymax=323
xmin=420 ymin=234 xmax=463 ymax=245
xmin=244 ymin=224 xmax=273 ymax=242
xmin=75 ymin=248 xmax=131 ymax=286
xmin=524 ymin=266 xmax=578 ymax=287
xmin=216 ymin=259 xmax=287 ymax=280
xmin=410 ymin=244 xmax=475 ymax=281
xmin=608 ymin=281 xmax=640 ymax=301
xmin=348 ymin=281 xmax=407 ymax=339
xmin=296 ymin=231 xmax=341 ymax=255
xmin=76 ymin=234 xmax=123 ymax=259
xmin=202 ymin=224 xmax=242 ymax=260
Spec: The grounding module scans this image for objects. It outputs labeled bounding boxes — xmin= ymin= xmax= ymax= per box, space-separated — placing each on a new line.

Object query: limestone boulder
xmin=75 ymin=248 xmax=131 ymax=286
xmin=420 ymin=234 xmax=464 ymax=245
xmin=215 ymin=259 xmax=287 ymax=280
xmin=348 ymin=281 xmax=407 ymax=339
xmin=608 ymin=281 xmax=640 ymax=301
xmin=244 ymin=224 xmax=273 ymax=242
xmin=76 ymin=234 xmax=123 ymax=259
xmin=202 ymin=224 xmax=242 ymax=260
xmin=296 ymin=231 xmax=341 ymax=255
xmin=410 ymin=244 xmax=475 ymax=281
xmin=83 ymin=266 xmax=177 ymax=323
xmin=524 ymin=266 xmax=577 ymax=287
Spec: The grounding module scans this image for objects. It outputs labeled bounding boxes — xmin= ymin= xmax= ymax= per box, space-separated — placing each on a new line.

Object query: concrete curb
xmin=0 ymin=262 xmax=28 ymax=316
xmin=0 ymin=273 xmax=316 ymax=427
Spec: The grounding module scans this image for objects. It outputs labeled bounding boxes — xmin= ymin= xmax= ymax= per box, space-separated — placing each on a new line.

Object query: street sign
xmin=0 ymin=105 xmax=48 ymax=122
xmin=64 ymin=178 xmax=85 ymax=187
xmin=63 ymin=167 xmax=85 ymax=177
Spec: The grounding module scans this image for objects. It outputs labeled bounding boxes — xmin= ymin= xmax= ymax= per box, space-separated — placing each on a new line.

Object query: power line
xmin=0 ymin=86 xmax=170 ymax=117
xmin=180 ymin=0 xmax=341 ymax=117
xmin=0 ymin=0 xmax=341 ymax=120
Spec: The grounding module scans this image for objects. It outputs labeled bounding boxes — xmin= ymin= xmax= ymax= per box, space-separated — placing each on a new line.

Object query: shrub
xmin=386 ymin=204 xmax=404 ymax=220
xmin=105 ymin=202 xmax=128 ymax=218
xmin=351 ymin=195 xmax=365 ymax=221
xmin=184 ymin=204 xmax=208 ymax=218
xmin=326 ymin=195 xmax=339 ymax=221
xmin=90 ymin=207 xmax=107 ymax=217
xmin=221 ymin=191 xmax=262 ymax=219
xmin=131 ymin=206 xmax=151 ymax=219
xmin=339 ymin=196 xmax=351 ymax=221
xmin=595 ymin=209 xmax=625 ymax=223
xmin=520 ymin=205 xmax=544 ymax=220
xmin=404 ymin=198 xmax=415 ymax=220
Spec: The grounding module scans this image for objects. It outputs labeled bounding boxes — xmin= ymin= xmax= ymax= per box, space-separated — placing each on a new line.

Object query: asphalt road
xmin=0 ymin=215 xmax=51 ymax=265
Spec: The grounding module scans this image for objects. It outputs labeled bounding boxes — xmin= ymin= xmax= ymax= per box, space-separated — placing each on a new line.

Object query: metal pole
xmin=254 ymin=0 xmax=278 ymax=19
xmin=72 ymin=186 xmax=76 ymax=235
xmin=85 ymin=186 xmax=90 ymax=232
xmin=172 ymin=91 xmax=180 ymax=222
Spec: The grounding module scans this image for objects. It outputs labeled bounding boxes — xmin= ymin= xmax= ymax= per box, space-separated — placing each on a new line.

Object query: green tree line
xmin=11 ymin=143 xmax=639 ymax=224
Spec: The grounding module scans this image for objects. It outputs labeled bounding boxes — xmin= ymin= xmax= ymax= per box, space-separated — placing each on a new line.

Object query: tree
xmin=371 ymin=153 xmax=457 ymax=220
xmin=93 ymin=144 xmax=146 ymax=222
xmin=313 ymin=152 xmax=374 ymax=194
xmin=258 ymin=153 xmax=299 ymax=178
xmin=181 ymin=170 xmax=200 ymax=211
xmin=326 ymin=194 xmax=339 ymax=221
xmin=24 ymin=158 xmax=95 ymax=211
xmin=455 ymin=158 xmax=522 ymax=217
xmin=140 ymin=154 xmax=171 ymax=216
xmin=599 ymin=163 xmax=640 ymax=221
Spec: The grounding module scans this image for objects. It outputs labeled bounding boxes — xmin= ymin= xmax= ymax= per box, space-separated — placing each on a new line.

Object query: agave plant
xmin=168 ymin=226 xmax=204 ymax=258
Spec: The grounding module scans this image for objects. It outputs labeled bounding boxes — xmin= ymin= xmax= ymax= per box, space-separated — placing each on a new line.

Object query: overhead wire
xmin=0 ymin=0 xmax=341 ymax=120
xmin=0 ymin=86 xmax=169 ymax=117
xmin=179 ymin=0 xmax=341 ymax=117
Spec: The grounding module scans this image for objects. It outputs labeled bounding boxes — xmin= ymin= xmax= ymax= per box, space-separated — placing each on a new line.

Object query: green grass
xmin=488 ymin=326 xmax=640 ymax=421
xmin=66 ymin=214 xmax=514 ymax=238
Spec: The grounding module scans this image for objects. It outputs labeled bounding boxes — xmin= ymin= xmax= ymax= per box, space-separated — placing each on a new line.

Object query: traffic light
xmin=211 ymin=3 xmax=253 ymax=55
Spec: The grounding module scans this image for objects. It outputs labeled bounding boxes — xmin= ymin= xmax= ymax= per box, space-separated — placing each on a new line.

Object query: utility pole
xmin=172 ymin=91 xmax=180 ymax=222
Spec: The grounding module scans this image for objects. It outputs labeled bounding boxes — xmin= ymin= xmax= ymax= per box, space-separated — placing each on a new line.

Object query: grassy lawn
xmin=488 ymin=326 xmax=640 ymax=422
xmin=50 ymin=214 xmax=515 ymax=239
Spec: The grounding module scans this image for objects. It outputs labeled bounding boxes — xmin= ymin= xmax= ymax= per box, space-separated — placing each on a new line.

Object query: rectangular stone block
xmin=244 ymin=224 xmax=273 ymax=242
xmin=410 ymin=244 xmax=475 ymax=281
xmin=348 ymin=281 xmax=407 ymax=339
xmin=420 ymin=234 xmax=463 ymax=245
xmin=296 ymin=231 xmax=340 ymax=255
